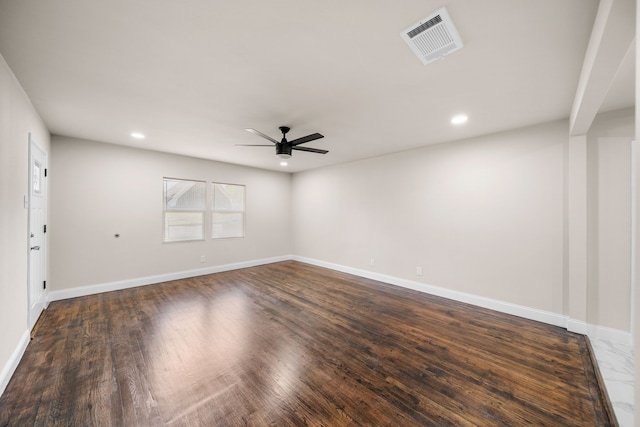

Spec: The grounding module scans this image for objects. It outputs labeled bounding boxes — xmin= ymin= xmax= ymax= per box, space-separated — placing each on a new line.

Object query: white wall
xmin=0 ymin=54 xmax=50 ymax=390
xmin=293 ymin=120 xmax=566 ymax=315
xmin=634 ymin=0 xmax=640 ymax=412
xmin=50 ymin=136 xmax=292 ymax=291
xmin=587 ymin=107 xmax=634 ymax=332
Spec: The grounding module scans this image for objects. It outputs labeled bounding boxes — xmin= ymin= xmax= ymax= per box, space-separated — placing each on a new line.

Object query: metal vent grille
xmin=407 ymin=15 xmax=442 ymax=39
xmin=401 ymin=7 xmax=463 ymax=65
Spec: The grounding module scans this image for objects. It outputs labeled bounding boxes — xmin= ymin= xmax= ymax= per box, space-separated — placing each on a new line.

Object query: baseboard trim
xmin=292 ymin=256 xmax=632 ymax=346
xmin=0 ymin=330 xmax=29 ymax=398
xmin=567 ymin=319 xmax=589 ymax=335
xmin=47 ymin=255 xmax=293 ymax=303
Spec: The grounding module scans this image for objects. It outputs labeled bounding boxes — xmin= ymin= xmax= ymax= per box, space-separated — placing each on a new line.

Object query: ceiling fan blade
xmin=235 ymin=144 xmax=274 ymax=147
xmin=292 ymin=146 xmax=329 ymax=154
xmin=289 ymin=133 xmax=324 ymax=146
xmin=245 ymin=128 xmax=279 ymax=144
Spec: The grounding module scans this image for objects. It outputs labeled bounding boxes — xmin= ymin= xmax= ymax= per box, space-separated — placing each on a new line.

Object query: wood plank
xmin=0 ymin=261 xmax=614 ymax=425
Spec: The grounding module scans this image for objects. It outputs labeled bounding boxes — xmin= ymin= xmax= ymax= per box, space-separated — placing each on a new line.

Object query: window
xmin=212 ymin=183 xmax=245 ymax=238
xmin=163 ymin=178 xmax=206 ymax=242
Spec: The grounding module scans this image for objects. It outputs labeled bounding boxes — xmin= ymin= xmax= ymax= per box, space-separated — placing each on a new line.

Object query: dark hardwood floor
xmin=0 ymin=261 xmax=612 ymax=426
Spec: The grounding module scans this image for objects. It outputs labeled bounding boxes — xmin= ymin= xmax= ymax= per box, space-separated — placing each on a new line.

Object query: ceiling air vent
xmin=401 ymin=7 xmax=463 ymax=65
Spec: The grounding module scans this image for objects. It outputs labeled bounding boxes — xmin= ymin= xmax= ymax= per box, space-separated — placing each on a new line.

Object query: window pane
xmin=165 ymin=179 xmax=206 ymax=210
xmin=212 ymin=183 xmax=245 ymax=239
xmin=212 ymin=212 xmax=244 ymax=238
xmin=164 ymin=212 xmax=204 ymax=242
xmin=163 ymin=178 xmax=206 ymax=243
xmin=213 ymin=184 xmax=245 ymax=211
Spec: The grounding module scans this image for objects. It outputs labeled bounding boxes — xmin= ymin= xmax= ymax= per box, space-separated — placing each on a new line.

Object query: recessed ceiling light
xmin=280 ymin=161 xmax=288 ymax=167
xmin=130 ymin=132 xmax=145 ymax=139
xmin=451 ymin=114 xmax=468 ymax=125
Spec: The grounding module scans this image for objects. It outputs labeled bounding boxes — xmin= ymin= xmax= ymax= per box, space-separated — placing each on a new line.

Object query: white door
xmin=28 ymin=135 xmax=47 ymax=330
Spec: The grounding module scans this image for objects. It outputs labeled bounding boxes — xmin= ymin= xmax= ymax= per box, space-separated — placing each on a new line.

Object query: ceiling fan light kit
xmin=239 ymin=126 xmax=328 ymax=159
xmin=276 ymin=145 xmax=291 ymax=160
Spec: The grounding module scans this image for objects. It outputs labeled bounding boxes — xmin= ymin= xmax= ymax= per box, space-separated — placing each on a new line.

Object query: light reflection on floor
xmin=148 ymin=287 xmax=302 ymax=422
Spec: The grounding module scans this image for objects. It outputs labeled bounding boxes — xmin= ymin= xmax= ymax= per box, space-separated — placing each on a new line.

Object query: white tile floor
xmin=590 ymin=337 xmax=634 ymax=427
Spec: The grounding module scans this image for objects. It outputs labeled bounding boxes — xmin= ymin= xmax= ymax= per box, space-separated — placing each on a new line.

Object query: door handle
xmin=30 ymin=246 xmax=40 ymax=251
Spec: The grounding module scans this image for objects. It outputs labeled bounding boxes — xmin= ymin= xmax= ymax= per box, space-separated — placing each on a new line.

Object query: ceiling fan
xmin=239 ymin=126 xmax=328 ymax=159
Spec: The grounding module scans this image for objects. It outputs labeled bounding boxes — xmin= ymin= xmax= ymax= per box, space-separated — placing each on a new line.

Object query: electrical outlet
xmin=370 ymin=258 xmax=375 ymax=266
xmin=200 ymin=255 xmax=205 ymax=263
xmin=416 ymin=266 xmax=423 ymax=276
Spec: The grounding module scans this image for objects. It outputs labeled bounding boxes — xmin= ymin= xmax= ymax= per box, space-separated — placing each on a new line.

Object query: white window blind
xmin=212 ymin=183 xmax=245 ymax=239
xmin=163 ymin=178 xmax=206 ymax=242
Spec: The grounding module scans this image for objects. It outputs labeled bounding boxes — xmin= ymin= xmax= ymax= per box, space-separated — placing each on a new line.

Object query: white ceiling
xmin=0 ymin=0 xmax=634 ymax=172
